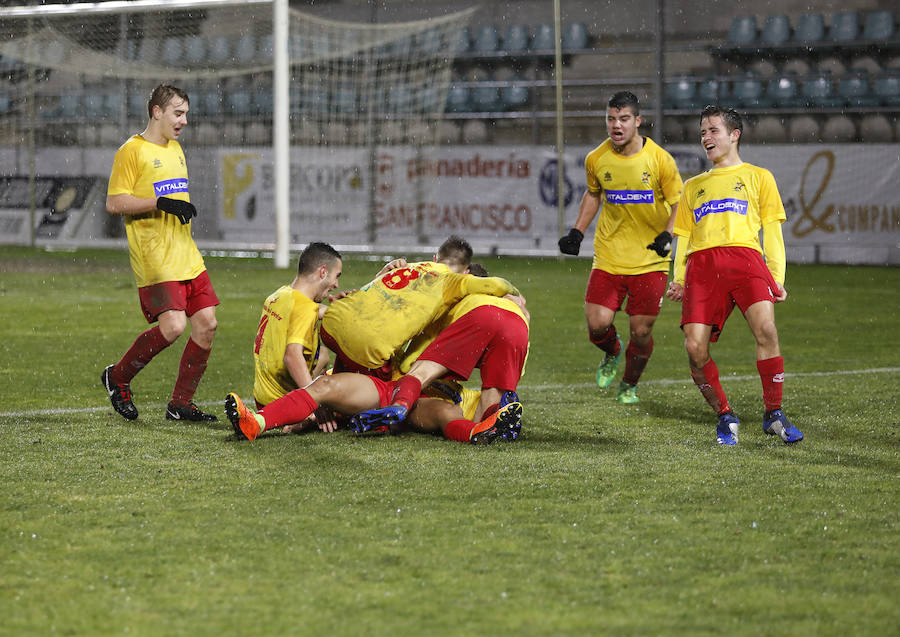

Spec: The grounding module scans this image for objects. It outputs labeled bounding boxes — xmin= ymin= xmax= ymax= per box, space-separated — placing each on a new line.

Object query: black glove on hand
xmin=157 ymin=197 xmax=196 ymax=225
xmin=558 ymin=228 xmax=584 ymax=255
xmin=646 ymin=230 xmax=673 ymax=257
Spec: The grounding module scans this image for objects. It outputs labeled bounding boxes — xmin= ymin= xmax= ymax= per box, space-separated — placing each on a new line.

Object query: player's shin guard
xmin=114 ymin=325 xmax=172 ymax=384
xmin=391 ymin=376 xmax=422 ymax=410
xmin=589 ymin=324 xmax=621 ymax=357
xmin=690 ymin=359 xmax=731 ymax=415
xmin=622 ymin=338 xmax=653 ymax=386
xmin=756 ymin=355 xmax=784 ymax=412
xmin=258 ymin=388 xmax=318 ymax=432
xmin=171 ymin=337 xmax=210 ymax=406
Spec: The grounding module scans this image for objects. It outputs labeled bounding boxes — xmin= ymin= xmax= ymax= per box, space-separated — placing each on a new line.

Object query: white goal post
xmin=0 ymin=0 xmax=473 ymax=265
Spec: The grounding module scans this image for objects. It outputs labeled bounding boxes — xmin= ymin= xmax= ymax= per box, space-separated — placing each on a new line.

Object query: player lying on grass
xmin=351 ymin=263 xmax=530 ymax=436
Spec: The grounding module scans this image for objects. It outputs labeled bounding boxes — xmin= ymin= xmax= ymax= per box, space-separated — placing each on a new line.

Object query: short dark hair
xmin=700 ymin=104 xmax=743 ymax=144
xmin=148 ymin=84 xmax=189 ymax=119
xmin=467 ymin=262 xmax=489 ymax=277
xmin=608 ymin=91 xmax=640 ymax=115
xmin=436 ymin=235 xmax=473 ymax=269
xmin=297 ymin=242 xmax=341 ymax=276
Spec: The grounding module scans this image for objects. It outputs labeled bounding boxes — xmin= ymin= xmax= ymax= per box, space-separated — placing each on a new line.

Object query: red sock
xmin=757 ymin=356 xmax=784 ymax=412
xmin=690 ymin=359 xmax=731 ymax=415
xmin=170 ymin=338 xmax=211 ymax=406
xmin=589 ymin=325 xmax=620 ymax=357
xmin=444 ymin=419 xmax=474 ymax=442
xmin=259 ymin=388 xmax=318 ymax=431
xmin=391 ymin=376 xmax=422 ymax=410
xmin=622 ymin=338 xmax=653 ymax=386
xmin=113 ymin=326 xmax=172 ymax=384
xmin=481 ymin=403 xmax=499 ymax=419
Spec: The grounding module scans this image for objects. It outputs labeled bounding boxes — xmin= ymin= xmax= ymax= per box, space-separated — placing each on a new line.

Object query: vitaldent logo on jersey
xmin=605 ymin=189 xmax=654 ymax=204
xmin=694 ymin=198 xmax=748 ymax=222
xmin=154 ymin=178 xmax=189 ymax=197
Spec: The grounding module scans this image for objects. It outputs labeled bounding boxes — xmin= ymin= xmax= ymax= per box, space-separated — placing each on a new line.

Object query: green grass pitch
xmin=1 ymin=245 xmax=897 ymax=636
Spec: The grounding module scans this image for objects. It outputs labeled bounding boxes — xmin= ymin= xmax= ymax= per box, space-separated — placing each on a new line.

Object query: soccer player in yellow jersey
xmin=666 ymin=105 xmax=803 ymax=446
xmin=101 ymin=84 xmax=220 ymax=422
xmin=252 ymin=243 xmax=342 ymax=408
xmin=558 ymin=91 xmax=683 ymax=404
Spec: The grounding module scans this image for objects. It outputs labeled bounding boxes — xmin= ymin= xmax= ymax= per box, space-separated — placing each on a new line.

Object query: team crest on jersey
xmin=697 ymin=188 xmax=705 ymax=198
xmin=641 ymin=171 xmax=651 ymax=184
xmin=153 ymin=158 xmax=162 ymax=168
xmin=734 ymin=180 xmax=745 ymax=192
xmin=603 ymin=172 xmax=612 ymax=182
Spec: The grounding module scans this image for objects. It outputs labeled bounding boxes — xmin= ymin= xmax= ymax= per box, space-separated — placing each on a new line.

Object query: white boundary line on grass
xmin=5 ymin=366 xmax=899 ymax=419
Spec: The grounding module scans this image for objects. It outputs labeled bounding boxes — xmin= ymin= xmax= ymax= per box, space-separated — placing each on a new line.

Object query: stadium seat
xmin=184 ymin=36 xmax=206 ymax=66
xmin=103 ymin=93 xmax=123 ymax=118
xmin=161 ymin=37 xmax=183 ymax=66
xmin=58 ymin=94 xmax=80 ymax=119
xmin=445 ymin=85 xmax=470 ymax=112
xmin=472 ymin=25 xmax=500 ymax=54
xmin=453 ymin=27 xmax=471 ymax=54
xmin=801 ymin=72 xmax=842 ymax=107
xmin=462 ymin=119 xmax=488 ymax=143
xmin=862 ymin=10 xmax=896 ymax=41
xmin=562 ymin=22 xmax=589 ymax=50
xmin=821 ymin=115 xmax=856 ymax=142
xmin=207 ymin=36 xmax=231 ymax=64
xmin=501 ymin=79 xmax=530 ymax=110
xmin=696 ymin=77 xmax=725 ymax=107
xmin=136 ymin=38 xmax=160 ymax=62
xmin=234 ymin=35 xmax=256 ymax=64
xmin=198 ymin=90 xmax=221 ymax=116
xmin=729 ymin=73 xmax=765 ymax=108
xmin=760 ymin=15 xmax=791 ymax=46
xmin=502 ymin=25 xmax=530 ymax=53
xmin=792 ymin=13 xmax=826 ymax=43
xmin=874 ymin=70 xmax=900 ymax=106
xmin=83 ymin=93 xmax=105 ymax=118
xmin=828 ymin=12 xmax=859 ymax=42
xmin=837 ymin=71 xmax=878 ymax=106
xmin=765 ymin=74 xmax=803 ymax=107
xmin=418 ymin=28 xmax=443 ymax=55
xmin=253 ymin=89 xmax=273 ymax=116
xmin=334 ymin=85 xmax=357 ymax=114
xmin=226 ymin=90 xmax=253 ymax=116
xmin=257 ymin=35 xmax=274 ymax=61
xmin=244 ymin=122 xmax=269 ymax=145
xmin=754 ymin=115 xmax=787 ymax=143
xmin=788 ymin=115 xmax=820 ymax=142
xmin=128 ymin=91 xmax=145 ymax=118
xmin=532 ymin=24 xmax=555 ymax=51
xmin=471 ymin=84 xmax=501 ymax=111
xmin=859 ymin=114 xmax=893 ymax=142
xmin=665 ymin=76 xmax=696 ymax=109
xmin=727 ymin=16 xmax=757 ymax=46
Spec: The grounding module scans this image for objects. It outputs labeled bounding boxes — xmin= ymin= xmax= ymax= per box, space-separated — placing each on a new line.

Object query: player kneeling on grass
xmin=666 ymin=105 xmax=803 ymax=446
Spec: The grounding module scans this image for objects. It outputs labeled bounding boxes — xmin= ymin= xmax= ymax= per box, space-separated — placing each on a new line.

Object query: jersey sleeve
xmin=107 ymin=143 xmax=139 ymax=196
xmin=461 ymin=275 xmax=518 ymax=298
xmin=658 ymin=150 xmax=684 ymax=206
xmin=585 ymin=151 xmax=602 ymax=194
xmin=673 ymin=186 xmax=694 ymax=238
xmin=762 ymin=221 xmax=786 ymax=284
xmin=757 ymin=168 xmax=787 ymax=225
xmin=285 ymin=301 xmax=317 ymax=353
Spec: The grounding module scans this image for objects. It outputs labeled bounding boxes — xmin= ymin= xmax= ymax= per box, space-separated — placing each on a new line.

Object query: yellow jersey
xmin=585 ymin=137 xmax=683 ymax=275
xmin=673 ymin=162 xmax=787 ymax=283
xmin=107 ymin=134 xmax=205 ymax=287
xmin=322 ymin=261 xmax=518 ymax=369
xmin=252 ymin=286 xmax=321 ymax=406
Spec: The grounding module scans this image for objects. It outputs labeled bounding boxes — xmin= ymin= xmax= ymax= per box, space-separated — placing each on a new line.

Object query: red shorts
xmin=367 ymin=376 xmax=398 ymax=407
xmin=418 ymin=305 xmax=529 ymax=391
xmin=138 ymin=270 xmax=219 ymax=323
xmin=682 ymin=246 xmax=777 ymax=342
xmin=320 ymin=326 xmax=393 ymax=381
xmin=584 ymin=269 xmax=667 ymax=316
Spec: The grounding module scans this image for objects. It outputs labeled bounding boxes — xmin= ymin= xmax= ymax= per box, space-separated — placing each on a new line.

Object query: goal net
xmin=0 ymin=0 xmax=473 ymax=257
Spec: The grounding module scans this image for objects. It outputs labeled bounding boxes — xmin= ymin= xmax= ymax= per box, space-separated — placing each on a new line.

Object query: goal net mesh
xmin=0 ymin=1 xmax=473 ymax=250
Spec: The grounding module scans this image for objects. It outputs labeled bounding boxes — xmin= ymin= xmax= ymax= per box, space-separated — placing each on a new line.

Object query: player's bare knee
xmin=684 ymin=336 xmax=707 ymax=363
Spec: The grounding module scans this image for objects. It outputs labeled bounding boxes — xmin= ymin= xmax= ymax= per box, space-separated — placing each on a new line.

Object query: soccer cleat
xmin=166 ymin=401 xmax=218 ymax=422
xmin=763 ymin=409 xmax=804 ymax=444
xmin=595 ymin=336 xmax=622 ymax=389
xmin=225 ymin=393 xmax=263 ymax=440
xmin=101 ymin=364 xmax=138 ymax=420
xmin=616 ymin=381 xmax=639 ymax=404
xmin=350 ymin=404 xmax=408 ymax=434
xmin=470 ymin=402 xmax=522 ymax=445
xmin=716 ymin=411 xmax=740 ymax=446
xmin=499 ymin=390 xmax=519 ymax=408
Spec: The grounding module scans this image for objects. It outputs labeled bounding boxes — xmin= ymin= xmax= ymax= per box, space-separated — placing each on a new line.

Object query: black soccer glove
xmin=646 ymin=230 xmax=673 ymax=257
xmin=157 ymin=196 xmax=196 ymax=225
xmin=558 ymin=228 xmax=584 ymax=255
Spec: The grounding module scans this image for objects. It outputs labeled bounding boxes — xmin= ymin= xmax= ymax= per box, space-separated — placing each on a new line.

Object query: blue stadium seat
xmin=837 ymin=71 xmax=878 ymax=106
xmin=83 ymin=93 xmax=105 ymax=118
xmin=453 ymin=27 xmax=471 ymax=54
xmin=696 ymin=77 xmax=726 ymax=106
xmin=665 ymin=76 xmax=696 ymax=109
xmin=257 ymin=35 xmax=274 ymax=61
xmin=183 ymin=36 xmax=206 ymax=65
xmin=226 ymin=90 xmax=253 ymax=116
xmin=862 ymin=10 xmax=895 ymax=41
xmin=792 ymin=14 xmax=826 ymax=43
xmin=729 ymin=73 xmax=765 ymax=108
xmin=161 ymin=37 xmax=183 ymax=66
xmin=501 ymin=80 xmax=530 ymax=110
xmin=828 ymin=12 xmax=859 ymax=42
xmin=760 ymin=15 xmax=791 ymax=46
xmin=471 ymin=85 xmax=501 ymax=111
xmin=0 ymin=94 xmax=10 ymax=115
xmin=445 ymin=85 xmax=470 ymax=112
xmin=234 ymin=35 xmax=256 ymax=64
xmin=765 ymin=74 xmax=803 ymax=107
xmin=874 ymin=70 xmax=900 ymax=106
xmin=562 ymin=22 xmax=589 ymax=50
xmin=58 ymin=94 xmax=80 ymax=118
xmin=418 ymin=28 xmax=443 ymax=55
xmin=136 ymin=38 xmax=159 ymax=62
xmin=802 ymin=72 xmax=842 ymax=107
xmin=389 ymin=86 xmax=413 ymax=113
xmin=532 ymin=24 xmax=555 ymax=51
xmin=207 ymin=36 xmax=230 ymax=64
xmin=253 ymin=89 xmax=273 ymax=115
xmin=727 ymin=16 xmax=757 ymax=46
xmin=103 ymin=93 xmax=123 ymax=118
xmin=502 ymin=25 xmax=530 ymax=53
xmin=334 ymin=85 xmax=357 ymax=114
xmin=128 ymin=92 xmax=145 ymax=118
xmin=198 ymin=90 xmax=221 ymax=116
xmin=472 ymin=25 xmax=500 ymax=54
